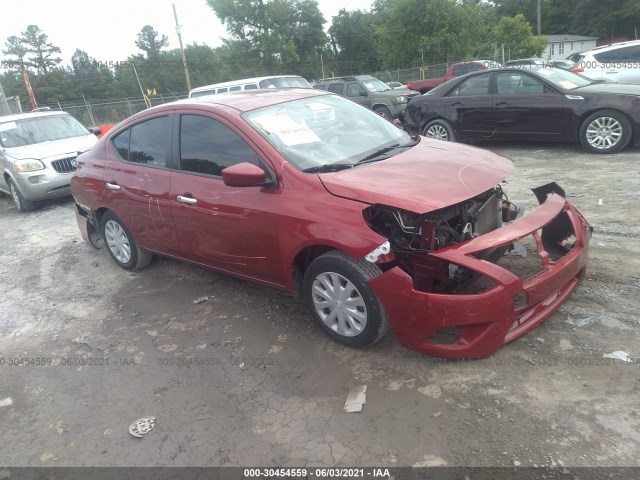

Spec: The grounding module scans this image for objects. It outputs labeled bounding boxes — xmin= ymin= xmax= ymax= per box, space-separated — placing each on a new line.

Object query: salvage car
xmin=0 ymin=111 xmax=99 ymax=211
xmin=71 ymin=89 xmax=591 ymax=358
xmin=404 ymin=67 xmax=640 ymax=154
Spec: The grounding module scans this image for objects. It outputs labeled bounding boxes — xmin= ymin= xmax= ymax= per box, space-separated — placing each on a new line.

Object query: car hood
xmin=318 ymin=138 xmax=514 ymax=213
xmin=573 ymin=83 xmax=640 ymax=95
xmin=3 ymin=134 xmax=97 ymax=160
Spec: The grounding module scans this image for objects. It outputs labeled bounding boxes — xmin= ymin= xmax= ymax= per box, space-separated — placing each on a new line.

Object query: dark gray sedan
xmin=404 ymin=67 xmax=640 ymax=154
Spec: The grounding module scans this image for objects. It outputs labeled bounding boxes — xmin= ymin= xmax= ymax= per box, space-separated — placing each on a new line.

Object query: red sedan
xmin=71 ymin=88 xmax=591 ymax=358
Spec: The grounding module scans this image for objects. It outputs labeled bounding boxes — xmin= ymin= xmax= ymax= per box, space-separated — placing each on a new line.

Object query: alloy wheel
xmin=425 ymin=124 xmax=449 ymax=140
xmin=585 ymin=116 xmax=623 ymax=150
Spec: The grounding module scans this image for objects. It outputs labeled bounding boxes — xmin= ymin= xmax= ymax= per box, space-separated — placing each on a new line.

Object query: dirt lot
xmin=0 ymin=142 xmax=639 ymax=470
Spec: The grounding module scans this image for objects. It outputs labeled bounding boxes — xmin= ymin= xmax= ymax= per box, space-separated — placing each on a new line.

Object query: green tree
xmin=376 ymin=0 xmax=492 ymax=69
xmin=207 ymin=0 xmax=327 ymax=74
xmin=21 ymin=25 xmax=62 ymax=74
xmin=494 ymin=14 xmax=547 ymax=59
xmin=2 ymin=35 xmax=28 ymax=70
xmin=135 ymin=25 xmax=169 ymax=59
xmin=328 ymin=9 xmax=380 ymax=74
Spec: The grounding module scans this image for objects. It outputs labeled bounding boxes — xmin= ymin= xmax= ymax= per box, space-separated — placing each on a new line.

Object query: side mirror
xmin=222 ymin=162 xmax=267 ymax=187
xmin=89 ymin=127 xmax=102 ymax=136
xmin=360 ymin=90 xmax=368 ymax=97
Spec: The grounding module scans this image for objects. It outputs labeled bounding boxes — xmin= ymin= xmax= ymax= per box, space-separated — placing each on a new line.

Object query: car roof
xmin=589 ymin=39 xmax=640 ymax=52
xmin=0 ymin=110 xmax=69 ymax=123
xmin=135 ymin=88 xmax=332 ymax=116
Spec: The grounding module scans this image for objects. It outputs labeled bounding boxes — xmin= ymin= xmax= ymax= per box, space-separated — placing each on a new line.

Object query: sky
xmin=2 ymin=0 xmax=375 ymax=66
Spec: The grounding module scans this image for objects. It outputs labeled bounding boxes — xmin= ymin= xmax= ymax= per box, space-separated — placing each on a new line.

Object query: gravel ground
xmin=0 ymin=141 xmax=639 ymax=470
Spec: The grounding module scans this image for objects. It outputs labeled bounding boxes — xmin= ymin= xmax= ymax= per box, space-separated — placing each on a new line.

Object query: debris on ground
xmin=565 ymin=315 xmax=597 ymax=327
xmin=0 ymin=398 xmax=13 ymax=408
xmin=603 ymin=351 xmax=631 ymax=362
xmin=344 ymin=385 xmax=367 ymax=413
xmin=193 ymin=296 xmax=209 ymax=304
xmin=128 ymin=417 xmax=156 ymax=438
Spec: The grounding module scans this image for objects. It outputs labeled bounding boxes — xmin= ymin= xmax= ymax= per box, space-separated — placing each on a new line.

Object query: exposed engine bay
xmin=363 ymin=184 xmax=523 ymax=292
xmin=364 ymin=185 xmax=519 ymax=252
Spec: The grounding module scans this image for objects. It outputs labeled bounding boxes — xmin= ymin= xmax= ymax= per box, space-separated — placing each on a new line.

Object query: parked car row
xmin=404 ymin=66 xmax=640 ymax=154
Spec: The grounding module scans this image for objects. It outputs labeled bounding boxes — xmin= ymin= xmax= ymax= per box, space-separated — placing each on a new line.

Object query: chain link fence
xmin=42 ymin=93 xmax=189 ymax=127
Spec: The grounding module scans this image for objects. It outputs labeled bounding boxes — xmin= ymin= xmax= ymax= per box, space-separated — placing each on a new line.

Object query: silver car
xmin=0 ymin=111 xmax=98 ymax=211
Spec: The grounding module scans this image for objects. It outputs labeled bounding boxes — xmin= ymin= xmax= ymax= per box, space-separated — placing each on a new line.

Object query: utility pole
xmin=537 ymin=0 xmax=541 ymax=36
xmin=173 ymin=4 xmax=192 ymax=92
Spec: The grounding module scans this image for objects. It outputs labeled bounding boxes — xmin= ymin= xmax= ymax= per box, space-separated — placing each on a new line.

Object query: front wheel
xmin=303 ymin=251 xmax=390 ymax=347
xmin=373 ymin=106 xmax=393 ymax=120
xmin=579 ymin=109 xmax=631 ymax=154
xmin=423 ymin=119 xmax=456 ymax=142
xmin=8 ymin=178 xmax=37 ymax=212
xmin=101 ymin=211 xmax=152 ymax=271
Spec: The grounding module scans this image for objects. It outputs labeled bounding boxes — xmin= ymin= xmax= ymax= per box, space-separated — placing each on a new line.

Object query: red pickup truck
xmin=408 ymin=60 xmax=500 ymax=94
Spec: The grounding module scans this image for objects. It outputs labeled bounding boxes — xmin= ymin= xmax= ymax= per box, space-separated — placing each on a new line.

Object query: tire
xmin=579 ymin=109 xmax=631 ymax=154
xmin=423 ymin=118 xmax=456 ymax=142
xmin=303 ymin=250 xmax=390 ymax=347
xmin=373 ymin=106 xmax=393 ymax=120
xmin=101 ymin=211 xmax=152 ymax=271
xmin=8 ymin=178 xmax=37 ymax=212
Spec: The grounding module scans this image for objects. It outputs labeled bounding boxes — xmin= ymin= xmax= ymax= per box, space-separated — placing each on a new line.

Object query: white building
xmin=541 ymin=35 xmax=598 ymax=60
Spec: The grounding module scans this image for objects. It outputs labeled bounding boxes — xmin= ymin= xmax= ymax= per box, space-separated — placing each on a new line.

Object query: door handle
xmin=450 ymin=102 xmax=462 ymax=107
xmin=495 ymin=102 xmax=509 ymax=108
xmin=177 ymin=195 xmax=197 ymax=205
xmin=106 ymin=182 xmax=121 ymax=191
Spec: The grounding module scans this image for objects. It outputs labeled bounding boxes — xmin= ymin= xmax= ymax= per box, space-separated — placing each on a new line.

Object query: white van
xmin=189 ymin=75 xmax=312 ymax=98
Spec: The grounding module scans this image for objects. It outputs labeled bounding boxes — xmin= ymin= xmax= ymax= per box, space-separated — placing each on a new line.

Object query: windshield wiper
xmin=303 ymin=163 xmax=353 ymax=173
xmin=355 ymin=140 xmax=419 ymax=165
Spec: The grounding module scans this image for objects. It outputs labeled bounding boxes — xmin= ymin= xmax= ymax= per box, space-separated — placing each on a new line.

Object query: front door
xmin=169 ymin=113 xmax=284 ymax=285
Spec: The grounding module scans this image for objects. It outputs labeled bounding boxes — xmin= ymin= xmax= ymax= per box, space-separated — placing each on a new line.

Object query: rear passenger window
xmin=129 ymin=116 xmax=170 ymax=167
xmin=595 ymin=45 xmax=640 ymax=63
xmin=449 ymin=74 xmax=490 ymax=96
xmin=229 ymin=86 xmax=241 ymax=92
xmin=179 ymin=115 xmax=261 ymax=177
xmin=217 ymin=88 xmax=228 ymax=93
xmin=112 ymin=116 xmax=170 ymax=167
xmin=327 ymin=83 xmax=344 ymax=94
xmin=112 ymin=129 xmax=130 ymax=160
xmin=244 ymin=84 xmax=258 ymax=90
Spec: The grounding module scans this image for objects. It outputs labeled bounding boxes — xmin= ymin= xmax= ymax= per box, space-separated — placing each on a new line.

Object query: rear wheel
xmin=579 ymin=109 xmax=631 ymax=154
xmin=303 ymin=250 xmax=390 ymax=347
xmin=423 ymin=119 xmax=456 ymax=141
xmin=101 ymin=211 xmax=152 ymax=271
xmin=8 ymin=178 xmax=37 ymax=212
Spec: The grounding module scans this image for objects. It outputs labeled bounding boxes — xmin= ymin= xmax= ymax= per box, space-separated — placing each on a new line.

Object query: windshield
xmin=534 ymin=67 xmax=593 ymax=89
xmin=258 ymin=77 xmax=312 ymax=89
xmin=0 ymin=114 xmax=89 ymax=148
xmin=359 ymin=77 xmax=392 ymax=93
xmin=243 ymin=95 xmax=412 ymax=172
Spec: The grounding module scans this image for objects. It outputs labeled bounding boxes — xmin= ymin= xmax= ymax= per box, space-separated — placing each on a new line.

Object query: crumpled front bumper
xmin=368 ymin=192 xmax=591 ymax=359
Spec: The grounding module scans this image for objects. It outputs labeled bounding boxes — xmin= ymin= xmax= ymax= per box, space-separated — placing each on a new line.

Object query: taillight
xmin=571 ymin=67 xmax=584 ymax=73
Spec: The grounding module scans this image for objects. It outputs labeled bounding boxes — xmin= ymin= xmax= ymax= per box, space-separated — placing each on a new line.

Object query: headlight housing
xmin=397 ymin=95 xmax=406 ymax=103
xmin=14 ymin=159 xmax=45 ymax=172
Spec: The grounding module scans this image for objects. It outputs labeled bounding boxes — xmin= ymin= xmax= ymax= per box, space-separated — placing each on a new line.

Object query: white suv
xmin=569 ymin=40 xmax=640 ymax=83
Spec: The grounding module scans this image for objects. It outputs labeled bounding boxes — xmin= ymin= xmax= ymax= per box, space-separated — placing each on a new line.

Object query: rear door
xmin=104 ymin=114 xmax=180 ymax=254
xmin=169 ymin=111 xmax=284 ymax=285
xmin=594 ymin=45 xmax=640 ymax=83
xmin=493 ymin=71 xmax=573 ymax=140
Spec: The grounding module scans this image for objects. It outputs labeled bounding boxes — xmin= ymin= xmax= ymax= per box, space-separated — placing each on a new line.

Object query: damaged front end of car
xmin=362 ymin=182 xmax=592 ymax=359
